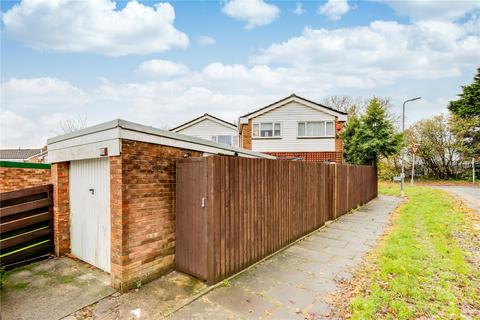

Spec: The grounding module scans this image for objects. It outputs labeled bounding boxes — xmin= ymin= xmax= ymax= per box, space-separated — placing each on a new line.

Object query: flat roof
xmin=47 ymin=119 xmax=274 ymax=159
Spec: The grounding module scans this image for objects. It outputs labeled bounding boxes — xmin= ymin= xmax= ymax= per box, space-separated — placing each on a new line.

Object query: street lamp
xmin=401 ymin=97 xmax=421 ymax=197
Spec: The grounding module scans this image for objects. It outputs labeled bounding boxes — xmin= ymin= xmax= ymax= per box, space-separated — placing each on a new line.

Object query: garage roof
xmin=47 ymin=119 xmax=274 ymax=163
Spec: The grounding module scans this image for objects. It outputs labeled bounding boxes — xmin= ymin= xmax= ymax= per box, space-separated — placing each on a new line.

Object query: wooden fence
xmin=176 ymin=156 xmax=377 ymax=284
xmin=0 ymin=185 xmax=54 ymax=269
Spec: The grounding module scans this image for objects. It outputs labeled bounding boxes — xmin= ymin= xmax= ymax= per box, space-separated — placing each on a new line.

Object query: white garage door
xmin=69 ymin=158 xmax=111 ymax=272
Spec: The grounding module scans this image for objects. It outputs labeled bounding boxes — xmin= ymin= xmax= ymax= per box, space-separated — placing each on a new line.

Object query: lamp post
xmin=401 ymin=97 xmax=421 ymax=197
xmin=410 ymin=144 xmax=419 ymax=185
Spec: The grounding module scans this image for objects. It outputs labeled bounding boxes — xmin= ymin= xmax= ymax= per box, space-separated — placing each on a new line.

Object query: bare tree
xmin=58 ymin=115 xmax=88 ymax=134
xmin=321 ymin=95 xmax=366 ymax=115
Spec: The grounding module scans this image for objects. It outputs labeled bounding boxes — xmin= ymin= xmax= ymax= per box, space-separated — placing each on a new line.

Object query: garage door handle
xmin=89 ymin=189 xmax=95 ymax=195
xmin=201 ymin=197 xmax=206 ymax=208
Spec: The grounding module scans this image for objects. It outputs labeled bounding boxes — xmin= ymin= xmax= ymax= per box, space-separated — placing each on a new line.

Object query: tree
xmin=448 ymin=68 xmax=480 ymax=158
xmin=342 ymin=98 xmax=403 ymax=165
xmin=406 ymin=114 xmax=461 ymax=179
xmin=448 ymin=68 xmax=480 ymax=118
xmin=321 ymin=95 xmax=365 ymax=115
xmin=55 ymin=115 xmax=88 ymax=135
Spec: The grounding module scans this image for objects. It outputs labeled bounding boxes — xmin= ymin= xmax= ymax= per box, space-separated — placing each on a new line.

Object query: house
xmin=238 ymin=94 xmax=348 ymax=163
xmin=47 ymin=119 xmax=273 ymax=290
xmin=0 ymin=148 xmax=44 ymax=162
xmin=171 ymin=113 xmax=239 ymax=147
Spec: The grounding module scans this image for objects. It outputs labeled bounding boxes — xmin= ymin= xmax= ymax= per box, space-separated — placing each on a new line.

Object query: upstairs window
xmin=297 ymin=121 xmax=335 ymax=137
xmin=252 ymin=122 xmax=281 ymax=137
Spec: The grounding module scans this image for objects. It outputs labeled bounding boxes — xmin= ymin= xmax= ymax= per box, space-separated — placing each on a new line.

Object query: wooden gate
xmin=175 ymin=158 xmax=208 ymax=279
xmin=0 ymin=185 xmax=54 ymax=269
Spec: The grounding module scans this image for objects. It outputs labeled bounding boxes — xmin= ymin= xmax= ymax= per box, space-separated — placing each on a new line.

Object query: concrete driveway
xmin=170 ymin=195 xmax=401 ymax=320
xmin=431 ymin=186 xmax=480 ymax=213
xmin=1 ymin=257 xmax=115 ymax=320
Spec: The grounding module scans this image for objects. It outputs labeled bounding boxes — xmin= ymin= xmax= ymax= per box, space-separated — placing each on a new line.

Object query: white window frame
xmin=297 ymin=121 xmax=335 ymax=138
xmin=252 ymin=122 xmax=281 ymax=138
xmin=211 ymin=135 xmax=238 ymax=146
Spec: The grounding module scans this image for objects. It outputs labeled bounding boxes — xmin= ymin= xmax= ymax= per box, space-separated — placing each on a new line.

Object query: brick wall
xmin=111 ymin=139 xmax=202 ymax=290
xmin=240 ymin=120 xmax=252 ymax=150
xmin=0 ymin=166 xmax=51 ymax=193
xmin=265 ymin=151 xmax=342 ymax=163
xmin=335 ymin=121 xmax=344 ymax=163
xmin=51 ymin=162 xmax=70 ymax=256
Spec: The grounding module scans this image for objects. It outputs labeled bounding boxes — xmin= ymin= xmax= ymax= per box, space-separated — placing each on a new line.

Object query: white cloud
xmin=251 ymin=19 xmax=480 ymax=86
xmin=2 ymin=0 xmax=188 ymax=56
xmin=1 ymin=77 xmax=88 ymax=111
xmin=0 ymin=78 xmax=90 ymax=147
xmin=317 ymin=0 xmax=350 ymax=21
xmin=377 ymin=0 xmax=480 ymax=22
xmin=293 ymin=3 xmax=305 ymax=16
xmin=198 ymin=35 xmax=216 ymax=46
xmin=136 ymin=59 xmax=189 ymax=78
xmin=222 ymin=0 xmax=280 ymax=29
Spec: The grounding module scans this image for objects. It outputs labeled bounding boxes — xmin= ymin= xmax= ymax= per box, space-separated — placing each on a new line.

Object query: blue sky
xmin=1 ymin=0 xmax=479 ymax=147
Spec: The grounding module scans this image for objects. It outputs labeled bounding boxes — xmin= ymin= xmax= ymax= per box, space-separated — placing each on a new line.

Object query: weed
xmin=11 ymin=282 xmax=29 ymax=290
xmin=222 ymin=279 xmax=231 ymax=287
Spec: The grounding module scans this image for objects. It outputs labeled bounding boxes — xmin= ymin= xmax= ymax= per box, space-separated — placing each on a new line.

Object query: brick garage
xmin=0 ymin=162 xmax=51 ymax=192
xmin=48 ymin=119 xmax=272 ymax=290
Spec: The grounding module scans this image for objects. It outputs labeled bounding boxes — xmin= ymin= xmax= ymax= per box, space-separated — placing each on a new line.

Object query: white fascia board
xmin=47 ymin=127 xmax=121 ymax=163
xmin=48 ymin=139 xmax=120 ymax=163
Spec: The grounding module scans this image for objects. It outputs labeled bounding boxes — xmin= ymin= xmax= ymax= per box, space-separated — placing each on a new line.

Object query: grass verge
xmin=344 ymin=182 xmax=479 ymax=319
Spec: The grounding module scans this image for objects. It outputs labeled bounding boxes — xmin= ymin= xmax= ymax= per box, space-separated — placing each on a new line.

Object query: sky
xmin=1 ymin=0 xmax=479 ymax=148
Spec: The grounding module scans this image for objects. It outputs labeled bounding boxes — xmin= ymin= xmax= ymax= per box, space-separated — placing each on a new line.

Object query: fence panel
xmin=0 ymin=184 xmax=54 ymax=269
xmin=176 ymin=157 xmax=377 ymax=284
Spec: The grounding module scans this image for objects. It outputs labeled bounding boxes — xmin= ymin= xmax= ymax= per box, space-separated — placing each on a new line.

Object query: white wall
xmin=251 ymin=101 xmax=336 ymax=152
xmin=176 ymin=119 xmax=239 ymax=146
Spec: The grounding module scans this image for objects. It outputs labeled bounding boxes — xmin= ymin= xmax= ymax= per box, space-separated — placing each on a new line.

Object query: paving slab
xmin=170 ymin=195 xmax=401 ymax=319
xmin=0 ymin=257 xmax=115 ymax=320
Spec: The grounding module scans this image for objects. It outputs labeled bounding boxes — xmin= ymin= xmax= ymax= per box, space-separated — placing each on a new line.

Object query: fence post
xmin=333 ymin=163 xmax=337 ymax=219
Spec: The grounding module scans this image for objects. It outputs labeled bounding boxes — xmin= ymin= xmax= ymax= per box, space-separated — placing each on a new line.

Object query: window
xmin=297 ymin=121 xmax=334 ymax=137
xmin=211 ymin=135 xmax=239 ymax=146
xmin=326 ymin=121 xmax=334 ymax=136
xmin=252 ymin=122 xmax=281 ymax=137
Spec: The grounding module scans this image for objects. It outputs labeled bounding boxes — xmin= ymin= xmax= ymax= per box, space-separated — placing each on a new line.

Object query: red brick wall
xmin=51 ymin=162 xmax=70 ymax=256
xmin=335 ymin=121 xmax=344 ymax=163
xmin=111 ymin=140 xmax=202 ymax=290
xmin=240 ymin=120 xmax=252 ymax=150
xmin=265 ymin=151 xmax=342 ymax=163
xmin=0 ymin=167 xmax=51 ymax=192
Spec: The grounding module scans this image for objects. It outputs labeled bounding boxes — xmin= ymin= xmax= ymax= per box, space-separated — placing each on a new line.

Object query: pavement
xmin=170 ymin=195 xmax=401 ymax=320
xmin=0 ymin=257 xmax=115 ymax=320
xmin=430 ymin=185 xmax=480 ymax=213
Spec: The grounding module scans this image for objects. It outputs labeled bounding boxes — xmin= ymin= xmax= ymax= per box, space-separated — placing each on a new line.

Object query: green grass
xmin=11 ymin=282 xmax=29 ymax=290
xmin=349 ymin=182 xmax=479 ymax=319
